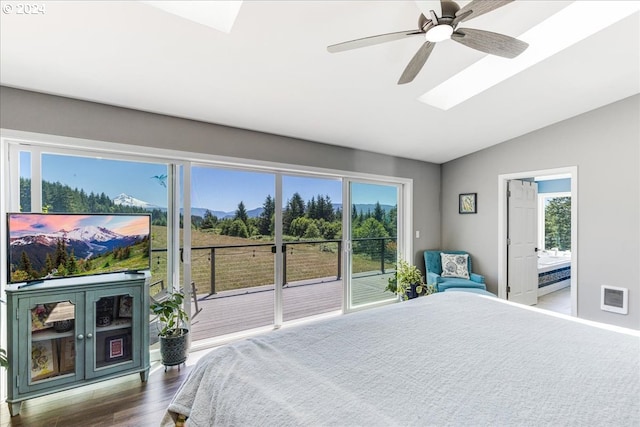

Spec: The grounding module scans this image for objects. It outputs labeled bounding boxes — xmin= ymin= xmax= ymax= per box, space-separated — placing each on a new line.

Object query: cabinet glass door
xmin=29 ymin=300 xmax=77 ymax=384
xmin=91 ymin=289 xmax=140 ymax=373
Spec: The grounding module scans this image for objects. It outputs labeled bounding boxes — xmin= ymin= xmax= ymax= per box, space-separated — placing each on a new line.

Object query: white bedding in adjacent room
xmin=162 ymin=292 xmax=640 ymax=427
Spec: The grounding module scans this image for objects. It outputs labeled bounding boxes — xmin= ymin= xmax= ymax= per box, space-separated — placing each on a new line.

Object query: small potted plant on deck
xmin=150 ymin=291 xmax=190 ymax=370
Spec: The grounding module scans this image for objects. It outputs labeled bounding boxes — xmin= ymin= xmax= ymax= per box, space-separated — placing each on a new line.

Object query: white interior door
xmin=507 ymin=180 xmax=538 ymax=305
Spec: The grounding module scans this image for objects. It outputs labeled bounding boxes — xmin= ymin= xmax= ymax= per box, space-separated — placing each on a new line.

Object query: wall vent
xmin=601 ymin=285 xmax=628 ymax=315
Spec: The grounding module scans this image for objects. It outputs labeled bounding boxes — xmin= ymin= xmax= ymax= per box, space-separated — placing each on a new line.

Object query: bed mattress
xmin=162 ymin=292 xmax=640 ymax=426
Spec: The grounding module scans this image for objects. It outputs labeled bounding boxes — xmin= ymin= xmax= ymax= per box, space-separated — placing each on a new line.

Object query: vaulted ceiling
xmin=1 ymin=1 xmax=638 ymax=163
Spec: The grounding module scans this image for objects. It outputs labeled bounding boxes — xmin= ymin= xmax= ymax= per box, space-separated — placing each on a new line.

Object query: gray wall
xmin=441 ymin=95 xmax=640 ymax=329
xmin=0 ymin=86 xmax=441 ymax=269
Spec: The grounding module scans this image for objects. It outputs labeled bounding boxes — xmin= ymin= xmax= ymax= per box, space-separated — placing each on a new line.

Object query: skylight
xmin=419 ymin=1 xmax=640 ymax=110
xmin=142 ymin=1 xmax=243 ymax=33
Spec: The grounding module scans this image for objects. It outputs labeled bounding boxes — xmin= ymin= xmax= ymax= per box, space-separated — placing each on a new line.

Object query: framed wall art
xmin=459 ymin=193 xmax=477 ymax=214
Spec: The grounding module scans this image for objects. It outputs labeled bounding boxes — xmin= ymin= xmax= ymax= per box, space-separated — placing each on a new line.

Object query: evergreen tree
xmin=258 ymin=195 xmax=275 ymax=235
xmin=235 ymin=201 xmax=249 ymax=224
xmin=20 ymin=177 xmax=31 ymax=212
xmin=386 ymin=205 xmax=398 ymax=236
xmin=351 ymin=205 xmax=359 ymax=227
xmin=283 ymin=193 xmax=305 ymax=235
xmin=45 ymin=253 xmax=55 ymax=276
xmin=545 ymin=197 xmax=571 ymax=250
xmin=335 ymin=206 xmax=342 ymax=221
xmin=373 ymin=202 xmax=385 ymax=223
xmin=202 ymin=209 xmax=217 ymax=229
xmin=19 ymin=251 xmax=34 ymax=279
xmin=55 ymin=239 xmax=68 ymax=269
xmin=307 ymin=197 xmax=317 ymax=219
xmin=322 ymin=195 xmax=335 ymax=222
xmin=66 ymin=249 xmax=78 ymax=275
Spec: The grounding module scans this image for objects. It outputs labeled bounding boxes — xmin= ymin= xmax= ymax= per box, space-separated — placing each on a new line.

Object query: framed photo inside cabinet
xmin=58 ymin=336 xmax=76 ymax=374
xmin=31 ymin=339 xmax=58 ymax=381
xmin=459 ymin=193 xmax=477 ymax=214
xmin=31 ymin=303 xmax=55 ymax=332
xmin=105 ymin=334 xmax=129 ymax=362
xmin=118 ymin=295 xmax=133 ymax=318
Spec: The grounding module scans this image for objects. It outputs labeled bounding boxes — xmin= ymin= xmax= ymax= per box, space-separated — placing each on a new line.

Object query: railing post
xmin=380 ymin=238 xmax=386 ymax=274
xmin=210 ymin=248 xmax=216 ymax=295
xmin=282 ymin=244 xmax=287 ymax=286
xmin=337 ymin=240 xmax=342 ymax=280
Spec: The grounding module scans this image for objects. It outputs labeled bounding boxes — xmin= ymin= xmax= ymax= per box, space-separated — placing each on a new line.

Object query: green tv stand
xmin=5 ymin=273 xmax=150 ymax=416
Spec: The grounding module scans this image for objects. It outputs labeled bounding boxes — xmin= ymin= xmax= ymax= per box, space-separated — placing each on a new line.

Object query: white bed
xmin=162 ymin=292 xmax=640 ymax=426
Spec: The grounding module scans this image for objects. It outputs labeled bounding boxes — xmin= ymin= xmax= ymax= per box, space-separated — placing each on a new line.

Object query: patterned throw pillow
xmin=440 ymin=253 xmax=470 ymax=279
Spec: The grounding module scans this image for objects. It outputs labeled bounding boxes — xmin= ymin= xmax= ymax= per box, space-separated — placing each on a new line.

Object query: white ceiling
xmin=1 ymin=1 xmax=638 ymax=164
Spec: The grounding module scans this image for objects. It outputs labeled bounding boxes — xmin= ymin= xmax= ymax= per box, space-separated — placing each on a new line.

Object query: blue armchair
xmin=424 ymin=250 xmax=486 ymax=293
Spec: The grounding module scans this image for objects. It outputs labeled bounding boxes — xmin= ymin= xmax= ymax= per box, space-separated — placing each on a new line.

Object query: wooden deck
xmin=182 ymin=272 xmax=395 ymax=343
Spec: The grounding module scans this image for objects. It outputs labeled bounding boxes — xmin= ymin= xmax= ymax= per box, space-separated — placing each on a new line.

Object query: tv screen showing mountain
xmin=7 ymin=213 xmax=151 ymax=284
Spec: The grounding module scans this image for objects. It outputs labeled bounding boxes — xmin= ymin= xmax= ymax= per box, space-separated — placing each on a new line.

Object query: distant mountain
xmin=9 ymin=225 xmax=145 ymax=273
xmin=113 ymin=193 xmax=159 ymax=209
xmin=113 ymin=193 xmax=394 ymax=219
xmin=189 ymin=206 xmax=264 ymax=219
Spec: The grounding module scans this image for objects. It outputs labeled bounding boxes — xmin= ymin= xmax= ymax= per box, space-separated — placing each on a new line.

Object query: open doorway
xmin=497 ymin=167 xmax=578 ymax=316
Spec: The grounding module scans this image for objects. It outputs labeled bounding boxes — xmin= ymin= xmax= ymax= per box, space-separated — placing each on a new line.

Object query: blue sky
xmin=22 ymin=154 xmax=397 ymax=212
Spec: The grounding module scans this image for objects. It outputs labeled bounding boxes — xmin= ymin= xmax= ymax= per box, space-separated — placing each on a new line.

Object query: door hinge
xmin=507 ymin=238 xmax=511 ymax=245
xmin=506 ymin=286 xmax=511 ymax=293
xmin=16 ymin=307 xmax=19 ymax=320
xmin=507 ymin=190 xmax=511 ymax=198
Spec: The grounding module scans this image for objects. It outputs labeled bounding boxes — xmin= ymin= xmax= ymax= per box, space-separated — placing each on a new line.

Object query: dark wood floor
xmin=0 ymin=356 xmax=199 ymax=427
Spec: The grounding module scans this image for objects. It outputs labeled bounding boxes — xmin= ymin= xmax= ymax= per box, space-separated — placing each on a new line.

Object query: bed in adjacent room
xmin=162 ymin=292 xmax=640 ymax=426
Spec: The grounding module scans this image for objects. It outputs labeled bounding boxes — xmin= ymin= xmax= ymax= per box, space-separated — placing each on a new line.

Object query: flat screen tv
xmin=7 ymin=212 xmax=151 ymax=284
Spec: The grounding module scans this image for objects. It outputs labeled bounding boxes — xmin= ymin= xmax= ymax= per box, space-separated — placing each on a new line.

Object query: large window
xmin=4 ymin=137 xmax=411 ymax=348
xmin=8 ymin=145 xmax=179 ymax=350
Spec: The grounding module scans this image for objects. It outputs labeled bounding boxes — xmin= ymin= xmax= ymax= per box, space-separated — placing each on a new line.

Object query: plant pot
xmin=406 ymin=283 xmax=419 ymax=299
xmin=159 ymin=328 xmax=189 ymax=367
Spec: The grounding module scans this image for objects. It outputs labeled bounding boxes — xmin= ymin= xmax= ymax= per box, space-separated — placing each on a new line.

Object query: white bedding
xmin=162 ymin=292 xmax=640 ymax=426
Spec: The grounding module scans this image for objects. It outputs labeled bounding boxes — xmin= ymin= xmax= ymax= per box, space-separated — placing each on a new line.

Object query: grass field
xmin=149 ymin=225 xmax=395 ymax=294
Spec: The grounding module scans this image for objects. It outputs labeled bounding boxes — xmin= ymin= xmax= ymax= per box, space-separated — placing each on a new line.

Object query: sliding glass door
xmin=347 ymin=181 xmax=399 ymax=308
xmin=189 ymin=166 xmax=276 ymax=340
xmin=281 ymin=175 xmax=343 ymax=322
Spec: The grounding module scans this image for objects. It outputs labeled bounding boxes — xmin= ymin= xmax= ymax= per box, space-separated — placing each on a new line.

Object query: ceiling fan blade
xmin=398 ymin=41 xmax=436 ymax=85
xmin=440 ymin=0 xmax=460 ymax=18
xmin=451 ymin=28 xmax=528 ymax=58
xmin=452 ymin=0 xmax=513 ymax=26
xmin=327 ymin=30 xmax=424 ymax=53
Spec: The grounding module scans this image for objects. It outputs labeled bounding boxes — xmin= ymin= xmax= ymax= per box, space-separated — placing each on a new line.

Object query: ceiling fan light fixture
xmin=426 ymin=24 xmax=453 ymax=42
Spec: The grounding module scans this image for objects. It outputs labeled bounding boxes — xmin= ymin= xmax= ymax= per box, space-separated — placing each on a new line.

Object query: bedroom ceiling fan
xmin=327 ymin=0 xmax=529 ymax=85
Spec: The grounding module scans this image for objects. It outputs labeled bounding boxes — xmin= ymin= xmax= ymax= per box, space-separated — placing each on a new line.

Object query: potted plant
xmin=385 ymin=259 xmax=437 ymax=300
xmin=150 ymin=291 xmax=189 ymax=370
xmin=1 ymin=298 xmax=6 ymax=370
xmin=0 ymin=348 xmax=7 ymax=370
